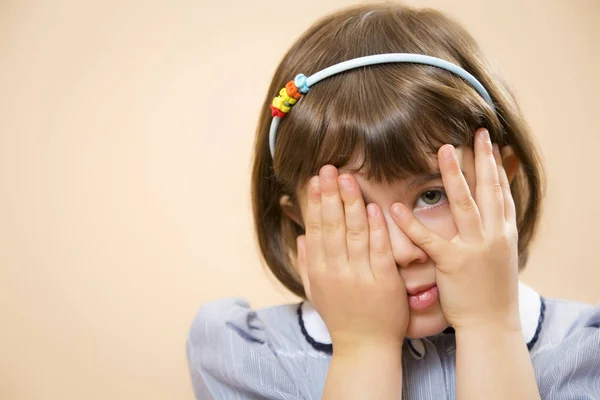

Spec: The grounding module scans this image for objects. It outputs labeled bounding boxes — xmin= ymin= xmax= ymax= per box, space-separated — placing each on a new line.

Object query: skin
xmin=281 ymin=128 xmax=540 ymax=399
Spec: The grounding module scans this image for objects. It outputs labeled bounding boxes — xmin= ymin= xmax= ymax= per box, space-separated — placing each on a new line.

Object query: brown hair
xmin=251 ymin=3 xmax=545 ymax=298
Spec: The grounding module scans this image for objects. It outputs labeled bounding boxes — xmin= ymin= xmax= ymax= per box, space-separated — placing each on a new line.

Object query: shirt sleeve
xmin=186 ymin=298 xmax=303 ymax=400
xmin=535 ymin=304 xmax=600 ymax=399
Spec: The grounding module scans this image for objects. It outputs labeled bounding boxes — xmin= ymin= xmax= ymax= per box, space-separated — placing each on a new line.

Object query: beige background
xmin=1 ymin=0 xmax=598 ymax=399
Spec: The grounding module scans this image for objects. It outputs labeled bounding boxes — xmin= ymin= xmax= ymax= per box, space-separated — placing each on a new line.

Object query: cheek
xmin=414 ymin=207 xmax=457 ymax=240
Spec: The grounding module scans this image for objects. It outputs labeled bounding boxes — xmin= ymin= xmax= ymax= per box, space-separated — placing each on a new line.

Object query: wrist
xmin=332 ymin=340 xmax=403 ymax=362
xmin=325 ymin=340 xmax=404 ymax=400
xmin=331 ymin=348 xmax=403 ymax=381
xmin=455 ymin=321 xmax=525 ymax=348
xmin=453 ymin=311 xmax=522 ymax=337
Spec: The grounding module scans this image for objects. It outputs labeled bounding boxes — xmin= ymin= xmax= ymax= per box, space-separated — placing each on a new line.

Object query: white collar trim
xmin=301 ymin=281 xmax=542 ymax=345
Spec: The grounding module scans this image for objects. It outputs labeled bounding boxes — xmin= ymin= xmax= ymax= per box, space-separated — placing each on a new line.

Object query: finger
xmin=438 ymin=144 xmax=484 ymax=243
xmin=391 ymin=202 xmax=449 ymax=262
xmin=319 ymin=165 xmax=348 ymax=272
xmin=366 ymin=203 xmax=396 ymax=280
xmin=338 ymin=174 xmax=370 ymax=274
xmin=296 ymin=235 xmax=312 ymax=301
xmin=304 ymin=176 xmax=325 ymax=273
xmin=495 ymin=144 xmax=517 ymax=224
xmin=474 ymin=128 xmax=504 ymax=233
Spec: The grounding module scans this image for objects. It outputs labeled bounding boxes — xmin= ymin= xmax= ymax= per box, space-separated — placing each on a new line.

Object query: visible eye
xmin=414 ymin=189 xmax=447 ymax=209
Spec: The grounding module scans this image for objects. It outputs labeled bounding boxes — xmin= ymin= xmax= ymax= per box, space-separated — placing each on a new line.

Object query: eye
xmin=414 ymin=189 xmax=447 ymax=209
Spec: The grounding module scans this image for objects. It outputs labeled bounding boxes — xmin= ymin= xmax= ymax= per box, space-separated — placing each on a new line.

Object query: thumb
xmin=296 ymin=235 xmax=312 ymax=301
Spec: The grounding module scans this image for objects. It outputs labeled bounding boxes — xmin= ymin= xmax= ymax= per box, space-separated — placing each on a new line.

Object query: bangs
xmin=274 ymin=63 xmax=502 ymax=190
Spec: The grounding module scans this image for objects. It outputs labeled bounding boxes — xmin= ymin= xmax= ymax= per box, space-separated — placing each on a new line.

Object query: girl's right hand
xmin=296 ymin=165 xmax=409 ymax=356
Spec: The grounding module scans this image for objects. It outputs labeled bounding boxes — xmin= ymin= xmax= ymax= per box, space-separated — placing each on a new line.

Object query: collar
xmin=299 ymin=281 xmax=545 ymax=354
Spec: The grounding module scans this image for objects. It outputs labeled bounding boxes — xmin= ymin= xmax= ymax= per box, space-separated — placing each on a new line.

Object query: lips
xmin=406 ymin=284 xmax=439 ymax=311
xmin=406 ymin=283 xmax=436 ymax=296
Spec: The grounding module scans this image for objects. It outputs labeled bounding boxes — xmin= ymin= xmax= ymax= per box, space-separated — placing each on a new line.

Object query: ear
xmin=500 ymin=145 xmax=520 ymax=183
xmin=279 ymin=194 xmax=304 ymax=228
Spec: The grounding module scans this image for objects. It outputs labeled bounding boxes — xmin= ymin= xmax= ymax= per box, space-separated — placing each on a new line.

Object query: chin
xmin=404 ymin=301 xmax=449 ymax=339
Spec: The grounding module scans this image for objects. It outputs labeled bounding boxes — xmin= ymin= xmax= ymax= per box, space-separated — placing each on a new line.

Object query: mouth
xmin=406 ymin=283 xmax=438 ymax=311
xmin=406 ymin=283 xmax=436 ymax=296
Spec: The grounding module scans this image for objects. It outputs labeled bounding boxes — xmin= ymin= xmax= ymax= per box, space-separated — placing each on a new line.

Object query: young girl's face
xmin=295 ymin=145 xmax=481 ymax=339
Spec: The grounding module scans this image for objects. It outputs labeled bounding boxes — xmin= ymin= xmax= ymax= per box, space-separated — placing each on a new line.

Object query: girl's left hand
xmin=390 ymin=128 xmax=521 ymax=333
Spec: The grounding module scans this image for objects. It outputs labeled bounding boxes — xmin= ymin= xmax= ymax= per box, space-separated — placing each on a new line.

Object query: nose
xmin=384 ymin=213 xmax=430 ymax=268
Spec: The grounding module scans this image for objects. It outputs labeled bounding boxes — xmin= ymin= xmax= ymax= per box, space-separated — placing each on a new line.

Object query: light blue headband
xmin=268 ymin=53 xmax=495 ymax=159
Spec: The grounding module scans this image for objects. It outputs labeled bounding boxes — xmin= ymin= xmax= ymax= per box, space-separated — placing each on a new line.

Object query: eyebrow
xmin=408 ymin=171 xmax=444 ymax=191
xmin=361 ymin=170 xmax=466 ymax=204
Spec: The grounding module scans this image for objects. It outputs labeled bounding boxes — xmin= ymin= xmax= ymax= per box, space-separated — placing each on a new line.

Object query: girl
xmin=187 ymin=3 xmax=600 ymax=399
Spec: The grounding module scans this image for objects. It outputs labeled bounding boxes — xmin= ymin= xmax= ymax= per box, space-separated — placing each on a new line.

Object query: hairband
xmin=269 ymin=53 xmax=496 ymax=159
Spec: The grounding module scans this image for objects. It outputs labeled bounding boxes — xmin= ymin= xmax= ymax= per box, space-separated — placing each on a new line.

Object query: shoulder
xmin=532 ymin=297 xmax=600 ymax=398
xmin=188 ymin=298 xmax=268 ymax=347
xmin=186 ymin=298 xmax=306 ymax=400
xmin=534 ymin=297 xmax=597 ymax=350
xmin=187 ymin=297 xmax=303 ymax=352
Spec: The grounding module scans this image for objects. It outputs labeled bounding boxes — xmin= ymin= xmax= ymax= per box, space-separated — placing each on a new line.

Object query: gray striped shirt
xmin=187 ymin=283 xmax=600 ymax=399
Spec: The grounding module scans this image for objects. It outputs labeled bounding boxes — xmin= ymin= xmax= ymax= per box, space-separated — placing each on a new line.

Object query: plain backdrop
xmin=1 ymin=0 xmax=598 ymax=399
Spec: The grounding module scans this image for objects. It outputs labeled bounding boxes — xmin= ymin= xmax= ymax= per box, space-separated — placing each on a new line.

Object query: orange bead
xmin=286 ymin=81 xmax=302 ymax=100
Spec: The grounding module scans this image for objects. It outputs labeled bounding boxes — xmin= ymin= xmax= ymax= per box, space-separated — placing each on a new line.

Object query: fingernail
xmin=339 ymin=177 xmax=352 ymax=192
xmin=320 ymin=166 xmax=337 ymax=181
xmin=367 ymin=203 xmax=379 ymax=218
xmin=480 ymin=129 xmax=490 ymax=143
xmin=443 ymin=145 xmax=455 ymax=162
xmin=492 ymin=143 xmax=499 ymax=155
xmin=392 ymin=204 xmax=403 ymax=217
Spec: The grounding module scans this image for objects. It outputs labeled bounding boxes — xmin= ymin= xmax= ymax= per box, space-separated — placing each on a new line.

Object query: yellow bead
xmin=272 ymin=96 xmax=283 ymax=108
xmin=279 ymin=88 xmax=297 ymax=105
xmin=272 ymin=96 xmax=290 ymax=113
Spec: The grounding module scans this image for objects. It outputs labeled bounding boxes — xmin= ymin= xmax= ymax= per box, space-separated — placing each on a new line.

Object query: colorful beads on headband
xmin=270 ymin=74 xmax=311 ymax=118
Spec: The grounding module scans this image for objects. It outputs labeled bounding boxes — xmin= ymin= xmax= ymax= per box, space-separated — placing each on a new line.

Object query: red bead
xmin=270 ymin=104 xmax=286 ymax=118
